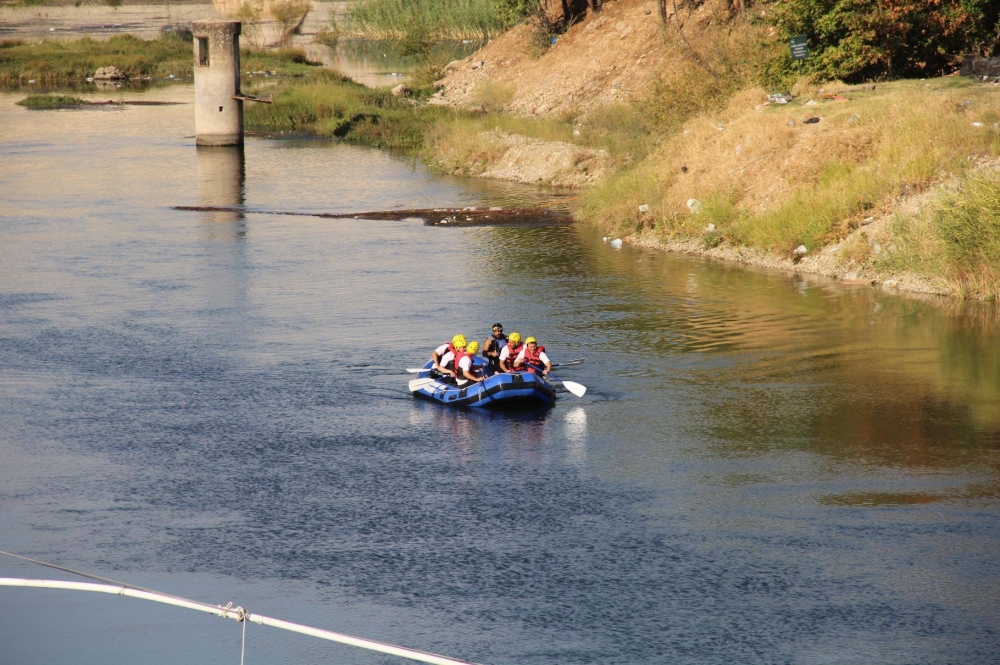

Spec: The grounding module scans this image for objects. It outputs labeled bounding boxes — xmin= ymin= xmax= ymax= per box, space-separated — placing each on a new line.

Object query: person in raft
xmin=513 ymin=336 xmax=552 ymax=376
xmin=498 ymin=332 xmax=523 ymax=373
xmin=481 ymin=322 xmax=508 ymax=371
xmin=456 ymin=340 xmax=485 ymax=386
xmin=432 ymin=334 xmax=466 ymax=378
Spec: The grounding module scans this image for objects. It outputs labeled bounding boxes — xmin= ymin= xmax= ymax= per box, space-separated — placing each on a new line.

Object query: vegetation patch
xmin=243 ymin=70 xmax=452 ymax=149
xmin=17 ymin=94 xmax=84 ymax=109
xmin=0 ymin=32 xmax=321 ymax=87
xmin=579 ymin=77 xmax=1000 ymax=259
xmin=881 ymin=170 xmax=1000 ymax=300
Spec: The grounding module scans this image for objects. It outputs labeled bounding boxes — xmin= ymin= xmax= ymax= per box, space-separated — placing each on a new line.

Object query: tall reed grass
xmin=934 ymin=171 xmax=1000 ymax=299
xmin=342 ymin=0 xmax=509 ymax=41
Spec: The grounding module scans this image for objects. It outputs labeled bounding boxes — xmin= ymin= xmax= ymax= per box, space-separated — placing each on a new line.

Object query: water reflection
xmin=196 ymin=144 xmax=246 ymax=232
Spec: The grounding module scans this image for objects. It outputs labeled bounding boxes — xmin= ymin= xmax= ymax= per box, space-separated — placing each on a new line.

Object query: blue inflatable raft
xmin=409 ymin=359 xmax=556 ymax=409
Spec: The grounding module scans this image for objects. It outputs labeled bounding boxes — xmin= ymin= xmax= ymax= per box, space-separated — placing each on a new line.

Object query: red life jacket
xmin=454 ymin=349 xmax=475 ymax=383
xmin=503 ymin=342 xmax=523 ymax=371
xmin=521 ymin=345 xmax=545 ymax=373
xmin=438 ymin=342 xmax=458 ymax=370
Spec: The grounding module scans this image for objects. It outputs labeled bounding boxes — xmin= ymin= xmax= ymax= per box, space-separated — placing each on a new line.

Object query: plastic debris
xmin=686 ymin=199 xmax=702 ymax=214
xmin=848 ymin=113 xmax=861 ymax=125
xmin=768 ymin=93 xmax=793 ymax=104
xmin=704 ymin=223 xmax=716 ymax=233
xmin=972 ymin=122 xmax=985 ymax=127
xmin=638 ymin=204 xmax=650 ymax=213
xmin=793 ymin=245 xmax=808 ymax=257
xmin=610 ymin=238 xmax=623 ymax=248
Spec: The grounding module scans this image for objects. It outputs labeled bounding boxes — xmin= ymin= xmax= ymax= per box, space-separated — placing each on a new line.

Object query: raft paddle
xmin=520 ymin=362 xmax=587 ymax=397
xmin=551 ymin=376 xmax=587 ymax=397
xmin=408 ymin=378 xmax=438 ymax=392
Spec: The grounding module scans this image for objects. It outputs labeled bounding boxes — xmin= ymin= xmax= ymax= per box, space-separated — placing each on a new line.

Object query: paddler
xmin=481 ymin=322 xmax=507 ymax=371
xmin=456 ymin=340 xmax=485 ymax=386
xmin=513 ymin=336 xmax=552 ymax=376
xmin=498 ymin=332 xmax=523 ymax=373
xmin=432 ymin=334 xmax=466 ymax=377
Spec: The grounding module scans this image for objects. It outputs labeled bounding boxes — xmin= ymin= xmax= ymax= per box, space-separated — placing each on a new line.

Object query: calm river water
xmin=1 ymin=86 xmax=999 ymax=665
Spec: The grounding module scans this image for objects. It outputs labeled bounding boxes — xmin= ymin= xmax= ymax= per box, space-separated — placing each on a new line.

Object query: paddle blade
xmin=408 ymin=378 xmax=436 ymax=392
xmin=560 ymin=380 xmax=587 ymax=397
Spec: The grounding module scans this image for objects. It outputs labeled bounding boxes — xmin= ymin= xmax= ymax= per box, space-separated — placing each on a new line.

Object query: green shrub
xmin=765 ymin=0 xmax=1000 ymax=82
xmin=17 ymin=94 xmax=85 ymax=109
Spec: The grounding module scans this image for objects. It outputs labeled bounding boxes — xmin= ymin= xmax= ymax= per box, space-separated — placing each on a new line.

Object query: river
xmin=1 ymin=86 xmax=998 ymax=664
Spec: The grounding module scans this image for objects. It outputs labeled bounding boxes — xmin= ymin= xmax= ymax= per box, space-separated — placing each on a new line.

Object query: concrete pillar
xmin=193 ymin=19 xmax=243 ymax=146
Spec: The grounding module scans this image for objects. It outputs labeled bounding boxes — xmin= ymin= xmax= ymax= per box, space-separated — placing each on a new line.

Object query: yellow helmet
xmin=467 ymin=340 xmax=480 ymax=354
xmin=525 ymin=336 xmax=537 ymax=344
xmin=452 ymin=334 xmax=467 ymax=348
xmin=508 ymin=332 xmax=522 ymax=345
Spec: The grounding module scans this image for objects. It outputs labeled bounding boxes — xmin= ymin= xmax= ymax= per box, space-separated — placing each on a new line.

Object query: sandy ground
xmin=431 ymin=0 xmax=668 ymax=119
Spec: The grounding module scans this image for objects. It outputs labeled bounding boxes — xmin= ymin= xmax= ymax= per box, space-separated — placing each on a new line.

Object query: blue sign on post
xmin=789 ymin=35 xmax=808 ymax=61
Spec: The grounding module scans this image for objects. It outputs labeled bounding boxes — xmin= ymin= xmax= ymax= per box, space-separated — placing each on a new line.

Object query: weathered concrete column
xmin=193 ymin=19 xmax=243 ymax=146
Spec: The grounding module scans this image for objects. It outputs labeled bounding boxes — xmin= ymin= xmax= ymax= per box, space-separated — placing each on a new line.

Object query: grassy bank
xmin=574 ymin=77 xmax=1000 ymax=298
xmin=243 ymin=70 xmax=456 ymax=149
xmin=0 ymin=32 xmax=321 ymax=86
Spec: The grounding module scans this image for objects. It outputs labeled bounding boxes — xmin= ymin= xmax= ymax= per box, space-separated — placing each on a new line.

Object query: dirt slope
xmin=432 ymin=0 xmax=668 ymax=118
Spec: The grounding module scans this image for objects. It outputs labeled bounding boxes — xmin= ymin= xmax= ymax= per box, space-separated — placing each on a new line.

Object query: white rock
xmin=704 ymin=223 xmax=716 ymax=233
xmin=638 ymin=204 xmax=650 ymax=213
xmin=793 ymin=245 xmax=808 ymax=256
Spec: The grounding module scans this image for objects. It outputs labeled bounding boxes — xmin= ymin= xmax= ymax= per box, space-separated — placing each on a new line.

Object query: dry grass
xmin=423 ymin=111 xmax=574 ymax=174
xmin=580 ymin=77 xmax=1000 ymax=258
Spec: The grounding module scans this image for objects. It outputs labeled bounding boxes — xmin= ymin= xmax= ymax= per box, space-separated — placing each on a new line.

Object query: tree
xmin=767 ymin=0 xmax=1000 ymax=82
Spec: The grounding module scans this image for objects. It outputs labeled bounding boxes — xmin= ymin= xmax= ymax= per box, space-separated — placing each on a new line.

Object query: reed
xmin=342 ymin=0 xmax=508 ymax=41
xmin=920 ymin=171 xmax=1000 ymax=299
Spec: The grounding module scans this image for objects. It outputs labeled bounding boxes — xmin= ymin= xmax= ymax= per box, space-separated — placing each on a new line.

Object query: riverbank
xmin=422 ymin=0 xmax=1000 ymax=300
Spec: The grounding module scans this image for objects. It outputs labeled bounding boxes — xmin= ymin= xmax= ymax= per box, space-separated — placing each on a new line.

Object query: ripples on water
xmin=1 ymin=88 xmax=999 ymax=664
